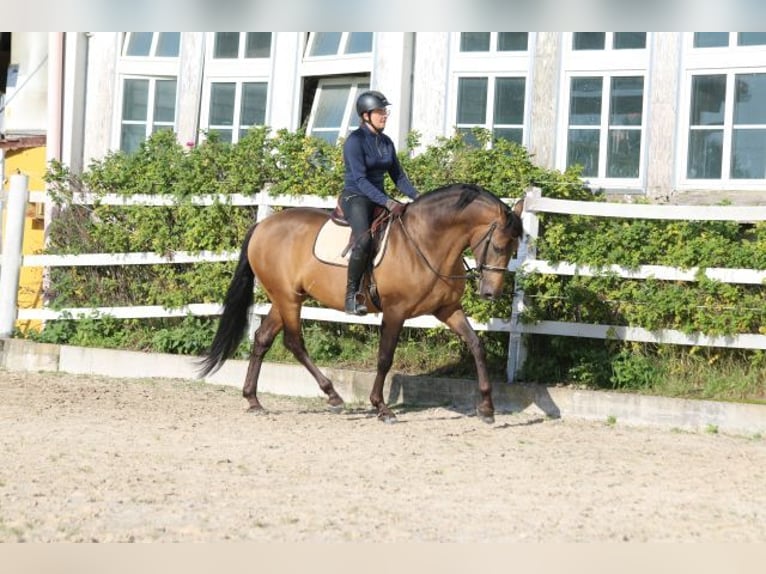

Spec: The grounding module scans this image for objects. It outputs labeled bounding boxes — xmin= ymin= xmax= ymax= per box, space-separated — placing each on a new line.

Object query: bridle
xmin=395 ymin=216 xmax=509 ymax=282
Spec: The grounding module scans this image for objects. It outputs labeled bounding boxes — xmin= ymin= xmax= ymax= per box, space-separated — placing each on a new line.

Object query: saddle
xmin=314 ymin=200 xmax=392 ymax=267
xmin=313 ymin=200 xmax=394 ymax=310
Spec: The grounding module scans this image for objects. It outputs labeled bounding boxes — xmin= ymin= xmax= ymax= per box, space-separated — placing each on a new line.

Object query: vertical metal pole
xmin=507 ymin=187 xmax=540 ymax=382
xmin=0 ymin=174 xmax=30 ymax=337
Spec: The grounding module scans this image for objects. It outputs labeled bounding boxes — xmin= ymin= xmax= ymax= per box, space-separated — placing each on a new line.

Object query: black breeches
xmin=340 ymin=191 xmax=374 ymax=260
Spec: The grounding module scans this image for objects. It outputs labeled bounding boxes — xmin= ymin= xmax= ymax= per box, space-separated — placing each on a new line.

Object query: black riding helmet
xmin=356 ymin=90 xmax=391 ymax=117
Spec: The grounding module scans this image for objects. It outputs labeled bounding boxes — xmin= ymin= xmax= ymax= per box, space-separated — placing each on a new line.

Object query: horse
xmin=198 ymin=183 xmax=524 ymax=424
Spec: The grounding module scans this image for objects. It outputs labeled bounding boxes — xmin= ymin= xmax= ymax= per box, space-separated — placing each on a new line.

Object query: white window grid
xmin=306 ymin=77 xmax=370 ymax=145
xmin=451 ymin=73 xmax=527 ymax=147
xmin=210 ymin=32 xmax=273 ymax=59
xmin=199 ymin=78 xmax=270 ymax=144
xmin=678 ymin=68 xmax=766 ymax=189
xmin=557 ymin=72 xmax=648 ymax=188
xmin=678 ymin=33 xmax=766 ymax=189
xmin=688 ymin=32 xmax=766 ymax=51
xmin=451 ymin=32 xmax=534 ymax=72
xmin=448 ymin=33 xmax=534 ymax=147
xmin=456 ymin=32 xmax=531 ymax=55
xmin=204 ymin=33 xmax=272 ymax=78
xmin=304 ymin=33 xmax=373 ymax=58
xmin=121 ymin=32 xmax=180 ymax=59
xmin=558 ymin=33 xmax=650 ymax=189
xmin=568 ymin=32 xmax=647 ymax=51
xmin=114 ymin=34 xmax=181 ymax=151
xmin=118 ymin=76 xmax=177 ymax=152
xmin=562 ymin=32 xmax=650 ymax=73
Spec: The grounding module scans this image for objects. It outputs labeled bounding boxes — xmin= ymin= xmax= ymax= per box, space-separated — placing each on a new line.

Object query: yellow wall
xmin=2 ymin=146 xmax=46 ymax=333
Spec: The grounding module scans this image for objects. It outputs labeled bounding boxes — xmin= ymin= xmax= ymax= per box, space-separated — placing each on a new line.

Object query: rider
xmin=340 ymin=89 xmax=419 ymax=316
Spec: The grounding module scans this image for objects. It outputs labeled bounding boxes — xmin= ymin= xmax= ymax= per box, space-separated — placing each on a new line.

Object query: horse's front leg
xmin=370 ymin=314 xmax=405 ymax=423
xmin=435 ymin=306 xmax=495 ymax=424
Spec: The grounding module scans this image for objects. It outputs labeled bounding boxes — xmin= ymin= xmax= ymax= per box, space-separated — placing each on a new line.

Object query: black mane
xmin=413 ymin=183 xmax=498 ymax=210
xmin=410 ymin=183 xmax=523 ymax=234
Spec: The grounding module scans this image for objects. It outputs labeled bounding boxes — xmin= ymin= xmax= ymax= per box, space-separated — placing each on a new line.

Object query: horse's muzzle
xmin=479 ymin=287 xmax=500 ymax=300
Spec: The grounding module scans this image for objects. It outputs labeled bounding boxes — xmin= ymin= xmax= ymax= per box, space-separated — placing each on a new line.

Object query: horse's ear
xmin=512 ymin=198 xmax=524 ymax=217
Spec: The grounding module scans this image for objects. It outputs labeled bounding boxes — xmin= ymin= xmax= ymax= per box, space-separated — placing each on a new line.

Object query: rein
xmin=395 ymin=216 xmax=505 ymax=282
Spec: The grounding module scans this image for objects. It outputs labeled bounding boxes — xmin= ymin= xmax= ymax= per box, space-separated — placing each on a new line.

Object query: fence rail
xmin=3 ymin=175 xmax=766 ymax=381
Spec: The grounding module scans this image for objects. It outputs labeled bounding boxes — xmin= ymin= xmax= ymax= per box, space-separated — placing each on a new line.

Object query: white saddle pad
xmin=313 ymin=219 xmax=392 ymax=267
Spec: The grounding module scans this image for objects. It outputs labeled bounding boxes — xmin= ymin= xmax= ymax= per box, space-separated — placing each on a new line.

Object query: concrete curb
xmin=1 ymin=337 xmax=764 ymax=436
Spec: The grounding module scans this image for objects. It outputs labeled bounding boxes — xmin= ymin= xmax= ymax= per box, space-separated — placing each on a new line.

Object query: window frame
xmin=557 ymin=32 xmax=650 ymax=190
xmin=201 ymin=79 xmax=269 ymax=144
xmin=677 ymin=33 xmax=766 ymax=189
xmin=452 ymin=74 xmax=528 ymax=147
xmin=211 ymin=32 xmax=273 ymax=60
xmin=199 ymin=33 xmax=273 ymax=144
xmin=300 ymin=33 xmax=374 ymax=78
xmin=304 ymin=32 xmax=373 ymax=58
xmin=560 ymin=72 xmax=647 ymax=185
xmin=457 ymin=32 xmax=531 ymax=55
xmin=114 ymin=33 xmax=181 ymax=152
xmin=690 ymin=32 xmax=766 ymax=50
xmin=305 ymin=77 xmax=370 ymax=145
xmin=118 ymin=76 xmax=178 ymax=153
xmin=121 ymin=32 xmax=181 ymax=59
xmin=448 ymin=32 xmax=534 ymax=147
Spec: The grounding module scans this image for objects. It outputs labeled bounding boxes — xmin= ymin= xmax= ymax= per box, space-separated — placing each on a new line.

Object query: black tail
xmin=197 ymin=224 xmax=258 ymax=378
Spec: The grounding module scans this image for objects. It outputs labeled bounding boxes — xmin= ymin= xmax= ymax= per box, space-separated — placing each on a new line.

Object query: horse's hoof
xmin=378 ymin=413 xmax=398 ymax=424
xmin=327 ymin=403 xmax=344 ymax=414
xmin=246 ymin=406 xmax=267 ymax=415
xmin=476 ymin=409 xmax=495 ymax=424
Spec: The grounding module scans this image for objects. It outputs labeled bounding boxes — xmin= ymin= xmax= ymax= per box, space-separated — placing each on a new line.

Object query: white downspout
xmin=41 ymin=32 xmax=64 ymax=314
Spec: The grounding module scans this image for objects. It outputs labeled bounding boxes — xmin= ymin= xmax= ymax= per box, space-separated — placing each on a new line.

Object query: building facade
xmin=4 ymin=32 xmax=766 ymax=205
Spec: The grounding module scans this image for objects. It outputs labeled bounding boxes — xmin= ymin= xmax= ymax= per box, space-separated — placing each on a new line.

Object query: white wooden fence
xmin=2 ymin=174 xmax=765 ymax=381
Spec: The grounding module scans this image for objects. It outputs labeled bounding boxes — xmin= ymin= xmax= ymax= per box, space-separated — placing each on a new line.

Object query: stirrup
xmin=345 ymin=294 xmax=368 ymax=316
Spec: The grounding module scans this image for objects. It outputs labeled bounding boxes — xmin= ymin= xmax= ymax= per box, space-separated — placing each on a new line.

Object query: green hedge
xmin=26 ymin=127 xmax=765 ymax=401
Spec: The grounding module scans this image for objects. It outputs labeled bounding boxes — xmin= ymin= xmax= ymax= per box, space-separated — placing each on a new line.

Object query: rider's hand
xmin=385 ymin=199 xmax=406 ymax=218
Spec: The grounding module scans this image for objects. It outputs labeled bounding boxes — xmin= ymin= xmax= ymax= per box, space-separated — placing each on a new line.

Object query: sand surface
xmin=1 ymin=370 xmax=764 ymax=542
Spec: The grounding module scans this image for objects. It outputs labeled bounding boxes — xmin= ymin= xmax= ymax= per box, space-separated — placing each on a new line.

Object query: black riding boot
xmin=345 ymin=253 xmax=368 ymax=316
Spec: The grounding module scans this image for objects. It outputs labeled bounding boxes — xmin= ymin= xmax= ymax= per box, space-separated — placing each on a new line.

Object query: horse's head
xmin=471 ymin=197 xmax=524 ymax=300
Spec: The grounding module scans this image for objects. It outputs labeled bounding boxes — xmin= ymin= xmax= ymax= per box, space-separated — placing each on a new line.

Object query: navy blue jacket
xmin=343 ymin=125 xmax=418 ymax=206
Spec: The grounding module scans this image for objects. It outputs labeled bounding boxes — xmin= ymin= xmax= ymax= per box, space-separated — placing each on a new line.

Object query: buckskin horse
xmin=198 ymin=183 xmax=524 ymax=424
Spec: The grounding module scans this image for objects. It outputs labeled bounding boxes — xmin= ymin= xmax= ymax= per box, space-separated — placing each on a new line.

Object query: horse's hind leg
xmin=435 ymin=306 xmax=495 ymax=424
xmin=243 ymin=308 xmax=284 ymax=412
xmin=279 ymin=303 xmax=345 ymax=411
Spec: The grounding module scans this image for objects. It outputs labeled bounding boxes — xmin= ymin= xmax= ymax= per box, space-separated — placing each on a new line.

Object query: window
xmin=566 ymin=75 xmax=644 ymax=179
xmin=456 ymin=76 xmax=525 ymax=146
xmin=459 ymin=33 xmax=528 ymax=52
xmin=572 ymin=33 xmax=646 ymax=50
xmin=117 ymin=33 xmax=181 ymax=153
xmin=123 ymin=32 xmax=180 ymax=57
xmin=683 ymin=32 xmax=766 ymax=186
xmin=687 ymin=73 xmax=766 ymax=180
xmin=694 ymin=33 xmax=766 ymax=48
xmin=559 ymin=33 xmax=649 ymax=185
xmin=207 ymin=81 xmax=267 ymax=143
xmin=120 ymin=78 xmax=177 ymax=153
xmin=213 ymin=32 xmax=272 ymax=59
xmin=305 ymin=33 xmax=373 ymax=57
xmin=200 ymin=33 xmax=273 ymax=145
xmin=306 ymin=78 xmax=369 ymax=144
xmin=451 ymin=33 xmax=531 ymax=147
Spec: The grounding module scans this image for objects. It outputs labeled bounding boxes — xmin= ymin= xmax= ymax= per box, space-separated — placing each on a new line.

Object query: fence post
xmin=506 ymin=186 xmax=540 ymax=382
xmin=0 ymin=173 xmax=30 ymax=337
xmin=247 ymin=185 xmax=274 ymax=339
